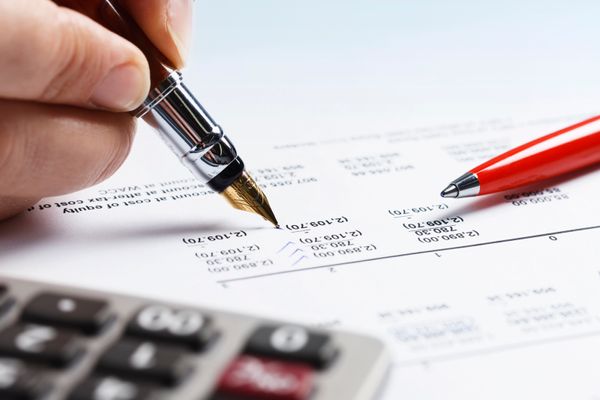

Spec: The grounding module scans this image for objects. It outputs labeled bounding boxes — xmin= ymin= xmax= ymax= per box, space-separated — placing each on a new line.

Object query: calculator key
xmin=127 ymin=305 xmax=216 ymax=350
xmin=0 ymin=325 xmax=82 ymax=367
xmin=22 ymin=293 xmax=112 ymax=335
xmin=245 ymin=325 xmax=337 ymax=369
xmin=98 ymin=339 xmax=189 ymax=386
xmin=69 ymin=375 xmax=156 ymax=400
xmin=216 ymin=355 xmax=314 ymax=400
xmin=0 ymin=358 xmax=50 ymax=400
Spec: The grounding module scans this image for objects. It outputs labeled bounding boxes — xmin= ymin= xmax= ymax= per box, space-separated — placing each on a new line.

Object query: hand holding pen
xmin=0 ymin=0 xmax=191 ymax=220
xmin=0 ymin=0 xmax=277 ymax=226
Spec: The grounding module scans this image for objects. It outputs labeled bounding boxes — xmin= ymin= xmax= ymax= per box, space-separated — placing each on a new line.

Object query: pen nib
xmin=221 ymin=171 xmax=279 ymax=227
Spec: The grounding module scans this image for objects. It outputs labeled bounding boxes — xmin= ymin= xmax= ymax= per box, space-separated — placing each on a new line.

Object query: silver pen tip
xmin=440 ymin=184 xmax=459 ymax=198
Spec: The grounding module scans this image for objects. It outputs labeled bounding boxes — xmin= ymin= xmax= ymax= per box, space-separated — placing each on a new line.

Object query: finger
xmin=0 ymin=100 xmax=135 ymax=205
xmin=0 ymin=0 xmax=150 ymax=111
xmin=123 ymin=0 xmax=193 ymax=68
xmin=0 ymin=196 xmax=39 ymax=221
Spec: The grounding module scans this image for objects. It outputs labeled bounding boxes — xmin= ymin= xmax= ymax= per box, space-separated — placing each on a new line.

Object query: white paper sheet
xmin=4 ymin=1 xmax=600 ymax=397
xmin=2 ymin=114 xmax=600 ymax=399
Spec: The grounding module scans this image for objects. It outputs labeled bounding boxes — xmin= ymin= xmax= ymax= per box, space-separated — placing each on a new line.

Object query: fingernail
xmin=91 ymin=64 xmax=147 ymax=111
xmin=167 ymin=0 xmax=193 ymax=66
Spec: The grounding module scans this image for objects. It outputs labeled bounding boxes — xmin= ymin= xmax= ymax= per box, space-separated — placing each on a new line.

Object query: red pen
xmin=440 ymin=115 xmax=600 ymax=198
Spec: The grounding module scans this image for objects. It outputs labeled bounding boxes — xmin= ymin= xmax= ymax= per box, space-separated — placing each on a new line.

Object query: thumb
xmin=122 ymin=0 xmax=193 ymax=69
xmin=0 ymin=0 xmax=150 ymax=111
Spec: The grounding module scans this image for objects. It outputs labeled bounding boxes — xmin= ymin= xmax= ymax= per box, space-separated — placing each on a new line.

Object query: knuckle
xmin=92 ymin=116 xmax=136 ymax=185
xmin=0 ymin=122 xmax=27 ymax=194
xmin=0 ymin=129 xmax=13 ymax=177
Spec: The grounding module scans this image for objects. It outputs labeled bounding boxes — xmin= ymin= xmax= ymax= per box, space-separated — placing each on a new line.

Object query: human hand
xmin=0 ymin=0 xmax=192 ymax=220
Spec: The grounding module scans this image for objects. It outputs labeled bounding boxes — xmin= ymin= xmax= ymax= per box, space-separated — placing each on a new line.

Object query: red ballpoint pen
xmin=440 ymin=115 xmax=600 ymax=198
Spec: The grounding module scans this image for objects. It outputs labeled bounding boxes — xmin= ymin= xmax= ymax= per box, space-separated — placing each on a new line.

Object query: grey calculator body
xmin=0 ymin=276 xmax=391 ymax=400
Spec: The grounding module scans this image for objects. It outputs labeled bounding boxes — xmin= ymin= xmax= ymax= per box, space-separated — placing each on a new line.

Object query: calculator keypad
xmin=22 ymin=293 xmax=112 ymax=335
xmin=0 ymin=357 xmax=50 ymax=400
xmin=245 ymin=325 xmax=337 ymax=369
xmin=126 ymin=305 xmax=216 ymax=350
xmin=215 ymin=355 xmax=314 ymax=400
xmin=0 ymin=278 xmax=389 ymax=400
xmin=98 ymin=339 xmax=190 ymax=386
xmin=0 ymin=325 xmax=83 ymax=367
xmin=69 ymin=375 xmax=157 ymax=400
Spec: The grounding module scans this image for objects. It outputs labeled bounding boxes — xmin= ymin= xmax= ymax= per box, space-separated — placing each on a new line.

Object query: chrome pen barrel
xmin=137 ymin=72 xmax=240 ymax=185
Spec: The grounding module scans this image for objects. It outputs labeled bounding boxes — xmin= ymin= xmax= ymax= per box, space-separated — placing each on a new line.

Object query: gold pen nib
xmin=221 ymin=171 xmax=279 ymax=227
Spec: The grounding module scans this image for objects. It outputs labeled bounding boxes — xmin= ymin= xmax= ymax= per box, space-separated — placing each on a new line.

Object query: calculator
xmin=0 ymin=276 xmax=390 ymax=400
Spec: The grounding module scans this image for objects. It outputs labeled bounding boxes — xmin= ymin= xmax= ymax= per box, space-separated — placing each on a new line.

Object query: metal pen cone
xmin=440 ymin=172 xmax=480 ymax=198
xmin=440 ymin=184 xmax=459 ymax=198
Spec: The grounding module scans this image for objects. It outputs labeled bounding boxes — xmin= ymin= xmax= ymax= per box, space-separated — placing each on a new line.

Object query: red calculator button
xmin=216 ymin=355 xmax=314 ymax=400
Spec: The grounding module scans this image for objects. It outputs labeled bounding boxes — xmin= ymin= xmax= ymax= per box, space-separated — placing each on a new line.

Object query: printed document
xmin=2 ymin=115 xmax=600 ymax=399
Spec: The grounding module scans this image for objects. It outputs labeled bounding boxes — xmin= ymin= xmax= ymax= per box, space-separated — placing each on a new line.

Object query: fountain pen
xmin=54 ymin=0 xmax=278 ymax=226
